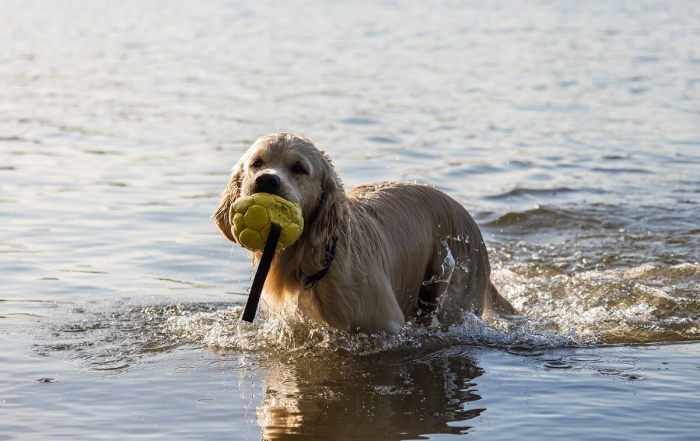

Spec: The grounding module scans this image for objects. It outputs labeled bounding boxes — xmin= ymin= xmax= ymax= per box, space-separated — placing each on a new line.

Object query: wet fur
xmin=214 ymin=133 xmax=516 ymax=333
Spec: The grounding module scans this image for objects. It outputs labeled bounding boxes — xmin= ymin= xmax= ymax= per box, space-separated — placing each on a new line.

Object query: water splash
xmin=162 ymin=302 xmax=584 ymax=357
xmin=37 ymin=258 xmax=698 ymax=372
xmin=159 ymin=258 xmax=699 ymax=352
xmin=493 ymin=262 xmax=700 ymax=344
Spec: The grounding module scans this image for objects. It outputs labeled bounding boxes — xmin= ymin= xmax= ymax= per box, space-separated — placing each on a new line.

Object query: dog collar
xmin=302 ymin=235 xmax=338 ymax=291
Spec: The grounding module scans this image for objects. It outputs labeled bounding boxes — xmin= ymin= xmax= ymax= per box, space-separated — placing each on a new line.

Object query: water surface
xmin=1 ymin=0 xmax=699 ymax=439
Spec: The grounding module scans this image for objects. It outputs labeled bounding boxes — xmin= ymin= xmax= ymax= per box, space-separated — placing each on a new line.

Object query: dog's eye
xmin=251 ymin=159 xmax=263 ymax=168
xmin=292 ymin=163 xmax=307 ymax=175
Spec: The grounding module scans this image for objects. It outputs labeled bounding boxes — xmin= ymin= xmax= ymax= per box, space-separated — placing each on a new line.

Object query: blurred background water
xmin=1 ymin=0 xmax=699 ymax=439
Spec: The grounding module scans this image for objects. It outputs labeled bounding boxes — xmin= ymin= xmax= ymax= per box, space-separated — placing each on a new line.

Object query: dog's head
xmin=214 ymin=133 xmax=345 ymax=248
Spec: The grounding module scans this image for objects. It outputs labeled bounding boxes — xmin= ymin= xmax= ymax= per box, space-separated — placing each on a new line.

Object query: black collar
xmin=302 ymin=235 xmax=338 ymax=291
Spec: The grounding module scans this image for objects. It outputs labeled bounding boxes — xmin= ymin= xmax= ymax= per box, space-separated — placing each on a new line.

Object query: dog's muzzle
xmin=254 ymin=173 xmax=281 ymax=195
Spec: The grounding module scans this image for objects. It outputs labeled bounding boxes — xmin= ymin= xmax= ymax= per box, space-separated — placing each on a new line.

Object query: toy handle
xmin=241 ymin=223 xmax=282 ymax=323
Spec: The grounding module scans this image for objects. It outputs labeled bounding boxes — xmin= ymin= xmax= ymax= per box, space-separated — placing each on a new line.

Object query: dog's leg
xmin=436 ymin=260 xmax=487 ymax=325
xmin=419 ymin=239 xmax=490 ymax=326
xmin=431 ymin=231 xmax=518 ymax=323
xmin=415 ymin=239 xmax=455 ymax=324
xmin=373 ymin=275 xmax=407 ymax=334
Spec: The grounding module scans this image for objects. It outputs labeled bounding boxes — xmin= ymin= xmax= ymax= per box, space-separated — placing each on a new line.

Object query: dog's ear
xmin=213 ymin=158 xmax=245 ymax=243
xmin=306 ymin=149 xmax=345 ymax=248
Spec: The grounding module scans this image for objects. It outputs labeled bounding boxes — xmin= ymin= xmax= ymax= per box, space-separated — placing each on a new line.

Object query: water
xmin=1 ymin=0 xmax=699 ymax=439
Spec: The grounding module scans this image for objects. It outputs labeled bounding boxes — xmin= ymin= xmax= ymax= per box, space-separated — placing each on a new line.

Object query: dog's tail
xmin=483 ymin=282 xmax=518 ymax=318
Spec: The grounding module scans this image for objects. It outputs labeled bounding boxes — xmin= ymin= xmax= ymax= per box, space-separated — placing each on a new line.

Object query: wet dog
xmin=214 ymin=133 xmax=516 ymax=333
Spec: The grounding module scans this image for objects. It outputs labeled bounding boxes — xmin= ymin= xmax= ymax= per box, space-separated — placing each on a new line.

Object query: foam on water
xmin=162 ymin=304 xmax=581 ymax=355
xmin=154 ymin=259 xmax=699 ymax=355
xmin=493 ymin=262 xmax=700 ymax=344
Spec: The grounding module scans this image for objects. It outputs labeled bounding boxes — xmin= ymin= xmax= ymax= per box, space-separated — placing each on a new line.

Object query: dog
xmin=214 ymin=133 xmax=516 ymax=334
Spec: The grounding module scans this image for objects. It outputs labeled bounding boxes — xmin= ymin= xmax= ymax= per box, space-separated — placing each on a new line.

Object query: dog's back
xmin=343 ymin=182 xmax=513 ymax=326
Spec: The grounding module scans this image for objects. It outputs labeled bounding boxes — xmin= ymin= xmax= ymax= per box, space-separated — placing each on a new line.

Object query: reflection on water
xmin=35 ymin=305 xmax=489 ymax=438
xmin=29 ymin=305 xmax=509 ymax=439
xmin=27 ymin=302 xmax=700 ymax=439
xmin=256 ymin=348 xmax=484 ymax=439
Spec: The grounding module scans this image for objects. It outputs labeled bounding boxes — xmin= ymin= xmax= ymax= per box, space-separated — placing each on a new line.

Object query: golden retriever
xmin=214 ymin=132 xmax=516 ymax=333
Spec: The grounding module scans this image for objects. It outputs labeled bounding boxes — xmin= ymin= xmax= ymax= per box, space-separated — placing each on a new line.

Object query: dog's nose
xmin=254 ymin=173 xmax=281 ymax=194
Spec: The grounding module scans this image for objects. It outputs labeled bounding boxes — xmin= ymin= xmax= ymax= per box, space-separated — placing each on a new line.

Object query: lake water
xmin=1 ymin=0 xmax=699 ymax=439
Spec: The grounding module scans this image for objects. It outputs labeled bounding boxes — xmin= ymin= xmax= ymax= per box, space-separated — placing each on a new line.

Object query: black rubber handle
xmin=241 ymin=223 xmax=282 ymax=323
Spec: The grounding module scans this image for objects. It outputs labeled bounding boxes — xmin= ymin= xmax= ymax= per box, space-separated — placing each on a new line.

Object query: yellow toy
xmin=230 ymin=193 xmax=304 ymax=251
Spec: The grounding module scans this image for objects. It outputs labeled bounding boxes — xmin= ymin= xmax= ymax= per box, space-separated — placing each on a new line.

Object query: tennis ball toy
xmin=230 ymin=193 xmax=304 ymax=252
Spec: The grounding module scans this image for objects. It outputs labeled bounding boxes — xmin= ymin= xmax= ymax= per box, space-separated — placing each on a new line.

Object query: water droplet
xmin=506 ymin=347 xmax=544 ymax=357
xmin=543 ymin=360 xmax=572 ymax=369
xmin=37 ymin=378 xmax=59 ymax=383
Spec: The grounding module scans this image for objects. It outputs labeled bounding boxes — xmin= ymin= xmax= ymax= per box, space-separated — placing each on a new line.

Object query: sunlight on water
xmin=2 ymin=0 xmax=700 ymax=438
xmin=494 ymin=262 xmax=700 ymax=344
